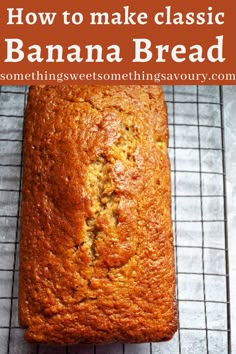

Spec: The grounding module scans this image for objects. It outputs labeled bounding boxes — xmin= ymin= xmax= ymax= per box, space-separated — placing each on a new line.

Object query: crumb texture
xmin=19 ymin=85 xmax=177 ymax=344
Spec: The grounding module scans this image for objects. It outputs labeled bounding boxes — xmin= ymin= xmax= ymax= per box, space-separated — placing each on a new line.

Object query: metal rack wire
xmin=0 ymin=85 xmax=231 ymax=354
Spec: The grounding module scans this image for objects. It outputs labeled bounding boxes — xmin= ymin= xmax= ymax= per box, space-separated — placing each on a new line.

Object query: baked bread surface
xmin=19 ymin=85 xmax=177 ymax=344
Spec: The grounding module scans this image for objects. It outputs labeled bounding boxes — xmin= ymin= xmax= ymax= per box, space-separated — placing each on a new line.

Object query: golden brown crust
xmin=19 ymin=85 xmax=177 ymax=344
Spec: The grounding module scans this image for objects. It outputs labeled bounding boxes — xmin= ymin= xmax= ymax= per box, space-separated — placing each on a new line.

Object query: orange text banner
xmin=0 ymin=0 xmax=235 ymax=84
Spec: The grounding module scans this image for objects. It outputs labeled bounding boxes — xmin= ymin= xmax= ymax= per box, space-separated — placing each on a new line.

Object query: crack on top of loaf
xmin=83 ymin=113 xmax=142 ymax=269
xmin=85 ymin=155 xmax=118 ymax=265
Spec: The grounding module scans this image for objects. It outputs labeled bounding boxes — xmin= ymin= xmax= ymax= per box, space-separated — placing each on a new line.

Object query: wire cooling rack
xmin=0 ymin=86 xmax=231 ymax=354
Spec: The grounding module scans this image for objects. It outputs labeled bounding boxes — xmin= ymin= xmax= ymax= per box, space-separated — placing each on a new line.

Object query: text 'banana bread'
xmin=19 ymin=85 xmax=177 ymax=344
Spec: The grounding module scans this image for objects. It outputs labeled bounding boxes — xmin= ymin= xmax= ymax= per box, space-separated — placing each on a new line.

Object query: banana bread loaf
xmin=19 ymin=85 xmax=177 ymax=344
